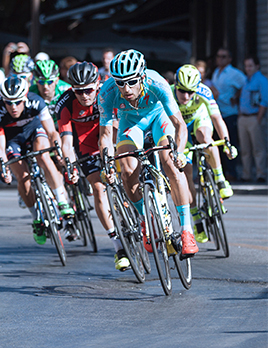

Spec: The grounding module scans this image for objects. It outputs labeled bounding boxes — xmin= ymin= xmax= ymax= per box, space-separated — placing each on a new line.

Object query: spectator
xmin=34 ymin=52 xmax=50 ymax=62
xmin=195 ymin=60 xmax=219 ymax=99
xmin=162 ymin=70 xmax=175 ymax=85
xmin=98 ymin=48 xmax=115 ymax=82
xmin=238 ymin=55 xmax=268 ymax=183
xmin=59 ymin=56 xmax=78 ymax=83
xmin=212 ymin=48 xmax=246 ymax=182
xmin=2 ymin=42 xmax=30 ymax=76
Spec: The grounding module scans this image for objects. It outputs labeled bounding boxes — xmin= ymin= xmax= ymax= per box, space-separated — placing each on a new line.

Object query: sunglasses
xmin=114 ymin=78 xmax=140 ymax=88
xmin=217 ymin=54 xmax=228 ymax=59
xmin=72 ymin=87 xmax=95 ymax=95
xmin=37 ymin=79 xmax=56 ymax=86
xmin=4 ymin=100 xmax=24 ymax=106
xmin=176 ymin=87 xmax=195 ymax=94
xmin=18 ymin=74 xmax=32 ymax=80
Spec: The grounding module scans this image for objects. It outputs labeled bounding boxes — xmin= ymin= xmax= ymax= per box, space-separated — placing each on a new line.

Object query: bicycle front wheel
xmin=204 ymin=170 xmax=229 ymax=257
xmin=144 ymin=184 xmax=172 ymax=296
xmin=37 ymin=178 xmax=67 ymax=266
xmin=106 ymin=185 xmax=145 ymax=283
xmin=78 ymin=181 xmax=97 ymax=252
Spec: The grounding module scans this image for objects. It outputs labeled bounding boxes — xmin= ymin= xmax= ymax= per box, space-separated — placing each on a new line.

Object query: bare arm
xmin=0 ymin=134 xmax=12 ymax=183
xmin=41 ymin=117 xmax=61 ymax=147
xmin=210 ymin=112 xmax=230 ymax=141
xmin=99 ymin=125 xmax=114 ymax=159
xmin=169 ymin=110 xmax=188 ymax=152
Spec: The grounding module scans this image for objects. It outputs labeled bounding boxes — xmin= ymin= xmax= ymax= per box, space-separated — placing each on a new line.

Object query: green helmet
xmin=33 ymin=59 xmax=60 ymax=80
xmin=175 ymin=64 xmax=201 ymax=91
xmin=10 ymin=54 xmax=34 ymax=74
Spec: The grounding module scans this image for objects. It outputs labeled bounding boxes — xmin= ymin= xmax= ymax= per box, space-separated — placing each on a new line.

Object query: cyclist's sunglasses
xmin=114 ymin=78 xmax=140 ymax=88
xmin=37 ymin=79 xmax=56 ymax=86
xmin=176 ymin=86 xmax=195 ymax=94
xmin=18 ymin=73 xmax=32 ymax=80
xmin=4 ymin=100 xmax=24 ymax=106
xmin=72 ymin=87 xmax=95 ymax=95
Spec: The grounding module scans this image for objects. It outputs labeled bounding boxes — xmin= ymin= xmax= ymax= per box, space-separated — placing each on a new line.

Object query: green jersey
xmin=29 ymin=79 xmax=71 ymax=124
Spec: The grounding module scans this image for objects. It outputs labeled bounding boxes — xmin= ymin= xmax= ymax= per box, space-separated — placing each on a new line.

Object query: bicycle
xmin=107 ymin=135 xmax=192 ymax=295
xmin=0 ymin=144 xmax=67 ymax=266
xmin=184 ymin=138 xmax=229 ymax=258
xmin=102 ymin=148 xmax=151 ymax=283
xmin=55 ymin=141 xmax=97 ymax=252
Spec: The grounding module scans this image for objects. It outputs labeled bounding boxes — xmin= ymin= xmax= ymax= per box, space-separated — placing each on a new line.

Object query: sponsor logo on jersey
xmin=25 ymin=99 xmax=40 ymax=110
xmin=120 ymin=103 xmax=126 ymax=109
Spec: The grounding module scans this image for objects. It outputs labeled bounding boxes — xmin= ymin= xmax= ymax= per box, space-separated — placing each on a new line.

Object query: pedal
xmin=180 ymin=253 xmax=195 ymax=260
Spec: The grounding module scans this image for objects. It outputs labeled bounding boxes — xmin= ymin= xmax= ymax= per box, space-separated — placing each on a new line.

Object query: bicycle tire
xmin=166 ymin=192 xmax=192 ymax=290
xmin=78 ymin=181 xmax=97 ymax=252
xmin=198 ymin=174 xmax=220 ymax=251
xmin=204 ymin=170 xmax=229 ymax=257
xmin=36 ymin=178 xmax=67 ymax=266
xmin=144 ymin=184 xmax=172 ymax=295
xmin=106 ymin=185 xmax=145 ymax=283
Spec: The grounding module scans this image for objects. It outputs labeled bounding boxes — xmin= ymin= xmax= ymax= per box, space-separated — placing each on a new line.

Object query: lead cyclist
xmin=171 ymin=64 xmax=238 ymax=243
xmin=98 ymin=49 xmax=199 ymax=257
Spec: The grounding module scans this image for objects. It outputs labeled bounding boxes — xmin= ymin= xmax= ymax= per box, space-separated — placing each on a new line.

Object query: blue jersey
xmin=98 ymin=69 xmax=179 ymax=129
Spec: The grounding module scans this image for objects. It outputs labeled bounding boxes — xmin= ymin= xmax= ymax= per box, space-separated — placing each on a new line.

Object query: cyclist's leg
xmin=33 ymin=133 xmax=74 ymax=217
xmin=194 ymin=113 xmax=233 ymax=199
xmin=152 ymin=113 xmax=198 ymax=255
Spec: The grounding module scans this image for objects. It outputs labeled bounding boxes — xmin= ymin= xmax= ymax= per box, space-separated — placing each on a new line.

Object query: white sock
xmin=107 ymin=228 xmax=123 ymax=252
xmin=53 ymin=186 xmax=68 ymax=205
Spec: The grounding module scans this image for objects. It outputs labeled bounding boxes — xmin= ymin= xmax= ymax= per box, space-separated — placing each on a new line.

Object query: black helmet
xmin=0 ymin=76 xmax=28 ymax=100
xmin=67 ymin=62 xmax=99 ymax=86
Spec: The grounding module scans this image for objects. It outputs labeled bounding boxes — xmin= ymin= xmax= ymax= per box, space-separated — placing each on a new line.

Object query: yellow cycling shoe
xmin=193 ymin=222 xmax=208 ymax=243
xmin=217 ymin=180 xmax=233 ymax=199
xmin=114 ymin=249 xmax=130 ymax=271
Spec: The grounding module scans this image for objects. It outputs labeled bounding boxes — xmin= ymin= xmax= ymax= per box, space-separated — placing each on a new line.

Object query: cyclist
xmin=0 ymin=76 xmax=74 ymax=245
xmin=171 ymin=64 xmax=237 ymax=243
xmin=55 ymin=61 xmax=129 ymax=270
xmin=30 ymin=59 xmax=71 ymax=126
xmin=9 ymin=54 xmax=35 ymax=86
xmin=98 ymin=49 xmax=199 ymax=257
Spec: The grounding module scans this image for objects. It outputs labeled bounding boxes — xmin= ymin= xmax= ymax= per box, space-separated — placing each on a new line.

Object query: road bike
xmin=184 ymin=139 xmax=229 ymax=257
xmin=108 ymin=135 xmax=192 ymax=295
xmin=102 ymin=148 xmax=151 ymax=283
xmin=0 ymin=144 xmax=67 ymax=266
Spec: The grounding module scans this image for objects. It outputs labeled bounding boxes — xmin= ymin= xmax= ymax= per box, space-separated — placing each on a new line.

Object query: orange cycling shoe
xmin=181 ymin=230 xmax=199 ymax=255
xmin=141 ymin=219 xmax=158 ymax=253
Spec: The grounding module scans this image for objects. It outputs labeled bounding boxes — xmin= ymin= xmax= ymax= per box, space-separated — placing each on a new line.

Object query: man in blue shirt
xmin=212 ymin=48 xmax=246 ymax=181
xmin=238 ymin=56 xmax=268 ymax=183
xmin=98 ymin=49 xmax=199 ymax=260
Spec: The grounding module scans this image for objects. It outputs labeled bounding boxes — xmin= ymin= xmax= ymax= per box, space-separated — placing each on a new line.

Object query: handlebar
xmin=183 ymin=139 xmax=226 ymax=155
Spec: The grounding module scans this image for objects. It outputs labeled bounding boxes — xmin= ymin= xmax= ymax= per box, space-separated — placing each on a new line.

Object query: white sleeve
xmin=38 ymin=105 xmax=51 ymax=122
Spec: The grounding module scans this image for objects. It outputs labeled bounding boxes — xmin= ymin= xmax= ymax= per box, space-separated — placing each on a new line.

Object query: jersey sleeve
xmin=98 ymin=80 xmax=116 ymax=127
xmin=149 ymin=71 xmax=180 ymax=116
xmin=57 ymin=106 xmax=73 ymax=137
xmin=196 ymin=83 xmax=221 ymax=115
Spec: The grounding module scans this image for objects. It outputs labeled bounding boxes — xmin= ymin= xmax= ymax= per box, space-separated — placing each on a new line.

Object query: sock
xmin=212 ymin=166 xmax=225 ymax=183
xmin=190 ymin=206 xmax=202 ymax=224
xmin=53 ymin=186 xmax=68 ymax=205
xmin=107 ymin=228 xmax=123 ymax=252
xmin=176 ymin=204 xmax=192 ymax=233
xmin=132 ymin=197 xmax=145 ymax=216
xmin=28 ymin=205 xmax=38 ymax=220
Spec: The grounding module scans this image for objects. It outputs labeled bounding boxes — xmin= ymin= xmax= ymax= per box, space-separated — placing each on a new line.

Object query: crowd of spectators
xmin=1 ymin=41 xmax=267 ymax=184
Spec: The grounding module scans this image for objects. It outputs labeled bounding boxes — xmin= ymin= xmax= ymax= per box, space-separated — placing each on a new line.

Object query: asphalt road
xmin=0 ymin=188 xmax=267 ymax=348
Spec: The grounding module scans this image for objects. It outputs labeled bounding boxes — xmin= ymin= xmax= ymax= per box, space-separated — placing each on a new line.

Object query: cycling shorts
xmin=185 ymin=107 xmax=213 ymax=164
xmin=116 ymin=110 xmax=175 ymax=150
xmin=6 ymin=119 xmax=47 ymax=160
xmin=78 ymin=155 xmax=102 ymax=178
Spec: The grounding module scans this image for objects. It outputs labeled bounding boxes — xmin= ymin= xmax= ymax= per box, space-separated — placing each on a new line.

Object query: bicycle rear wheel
xmin=204 ymin=170 xmax=229 ymax=257
xmin=106 ymin=185 xmax=145 ymax=283
xmin=144 ymin=184 xmax=172 ymax=296
xmin=37 ymin=178 xmax=67 ymax=266
xmin=78 ymin=181 xmax=97 ymax=252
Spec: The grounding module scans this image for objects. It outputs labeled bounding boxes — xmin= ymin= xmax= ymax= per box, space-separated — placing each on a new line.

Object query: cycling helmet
xmin=10 ymin=54 xmax=34 ymax=74
xmin=67 ymin=62 xmax=99 ymax=86
xmin=0 ymin=76 xmax=28 ymax=100
xmin=110 ymin=49 xmax=146 ymax=80
xmin=175 ymin=64 xmax=201 ymax=91
xmin=33 ymin=59 xmax=60 ymax=80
